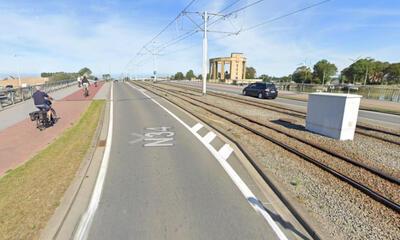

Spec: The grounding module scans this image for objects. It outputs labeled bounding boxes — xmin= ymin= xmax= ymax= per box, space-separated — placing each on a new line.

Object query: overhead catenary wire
xmin=240 ymin=0 xmax=331 ymax=32
xmin=207 ymin=0 xmax=266 ymax=28
xmin=128 ymin=0 xmax=332 ymax=75
xmin=135 ymin=0 xmax=198 ymax=56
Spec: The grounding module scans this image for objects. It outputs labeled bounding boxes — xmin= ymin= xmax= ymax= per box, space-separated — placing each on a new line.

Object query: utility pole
xmin=202 ymin=11 xmax=208 ymax=95
xmin=181 ymin=11 xmax=237 ymax=96
xmin=14 ymin=54 xmax=21 ymax=87
xmin=153 ymin=54 xmax=158 ymax=81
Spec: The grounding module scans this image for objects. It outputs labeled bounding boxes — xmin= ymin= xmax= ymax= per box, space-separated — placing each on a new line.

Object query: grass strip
xmin=0 ymin=100 xmax=105 ymax=240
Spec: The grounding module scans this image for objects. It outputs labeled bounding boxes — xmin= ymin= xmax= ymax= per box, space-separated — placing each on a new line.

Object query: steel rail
xmin=136 ymin=81 xmax=400 ymax=213
xmin=164 ymin=82 xmax=400 ymax=144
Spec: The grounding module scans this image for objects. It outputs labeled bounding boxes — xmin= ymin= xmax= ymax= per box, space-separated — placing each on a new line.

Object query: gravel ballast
xmin=140 ymin=82 xmax=400 ymax=240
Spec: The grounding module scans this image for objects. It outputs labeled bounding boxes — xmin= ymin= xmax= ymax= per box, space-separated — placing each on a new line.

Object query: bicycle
xmin=83 ymin=83 xmax=89 ymax=97
xmin=29 ymin=100 xmax=58 ymax=130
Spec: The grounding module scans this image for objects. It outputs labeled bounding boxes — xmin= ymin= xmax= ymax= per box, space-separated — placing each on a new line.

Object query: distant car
xmin=242 ymin=82 xmax=278 ymax=99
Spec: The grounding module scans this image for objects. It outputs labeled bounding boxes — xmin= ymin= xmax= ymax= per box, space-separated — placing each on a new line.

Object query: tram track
xmin=163 ymin=82 xmax=400 ymax=146
xmin=133 ymin=81 xmax=400 ymax=213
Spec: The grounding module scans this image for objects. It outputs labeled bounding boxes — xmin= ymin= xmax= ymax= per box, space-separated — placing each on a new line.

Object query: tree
xmin=370 ymin=61 xmax=390 ymax=84
xmin=293 ymin=66 xmax=312 ymax=83
xmin=384 ymin=63 xmax=400 ymax=84
xmin=312 ymin=60 xmax=337 ymax=84
xmin=174 ymin=72 xmax=185 ymax=80
xmin=185 ymin=70 xmax=196 ymax=80
xmin=245 ymin=67 xmax=256 ymax=79
xmin=78 ymin=67 xmax=92 ymax=76
xmin=341 ymin=58 xmax=390 ymax=85
xmin=197 ymin=74 xmax=202 ymax=80
xmin=258 ymin=74 xmax=271 ymax=82
xmin=102 ymin=74 xmax=111 ymax=80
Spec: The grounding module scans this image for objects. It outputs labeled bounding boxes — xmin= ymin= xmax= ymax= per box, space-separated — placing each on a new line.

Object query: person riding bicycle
xmin=82 ymin=76 xmax=90 ymax=96
xmin=32 ymin=85 xmax=55 ymax=122
xmin=77 ymin=76 xmax=82 ymax=88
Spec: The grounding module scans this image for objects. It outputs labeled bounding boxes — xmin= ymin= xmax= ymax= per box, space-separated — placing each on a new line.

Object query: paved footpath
xmin=0 ymin=82 xmax=109 ymax=176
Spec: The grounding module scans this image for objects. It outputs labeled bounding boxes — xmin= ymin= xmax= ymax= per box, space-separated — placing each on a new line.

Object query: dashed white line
xmin=202 ymin=131 xmax=216 ymax=144
xmin=217 ymin=144 xmax=234 ymax=161
xmin=127 ymin=82 xmax=288 ymax=240
xmin=191 ymin=123 xmax=203 ymax=133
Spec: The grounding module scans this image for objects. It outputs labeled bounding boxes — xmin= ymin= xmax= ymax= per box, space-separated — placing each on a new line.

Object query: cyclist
xmin=32 ymin=85 xmax=56 ymax=123
xmin=82 ymin=76 xmax=90 ymax=96
xmin=77 ymin=76 xmax=82 ymax=88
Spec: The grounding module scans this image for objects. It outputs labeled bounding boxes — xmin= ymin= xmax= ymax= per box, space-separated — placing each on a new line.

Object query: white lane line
xmin=127 ymin=82 xmax=288 ymax=240
xmin=74 ymin=83 xmax=114 ymax=240
xmin=202 ymin=131 xmax=216 ymax=144
xmin=218 ymin=144 xmax=234 ymax=161
xmin=191 ymin=123 xmax=203 ymax=133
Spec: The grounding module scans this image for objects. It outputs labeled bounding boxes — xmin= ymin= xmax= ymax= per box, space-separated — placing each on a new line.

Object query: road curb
xmin=39 ymin=100 xmax=107 ymax=240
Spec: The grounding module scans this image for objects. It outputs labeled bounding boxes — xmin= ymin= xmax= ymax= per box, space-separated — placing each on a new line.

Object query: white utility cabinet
xmin=305 ymin=93 xmax=362 ymax=140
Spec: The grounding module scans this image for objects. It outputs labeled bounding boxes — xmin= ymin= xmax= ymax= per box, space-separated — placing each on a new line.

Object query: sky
xmin=1 ymin=0 xmax=400 ymax=78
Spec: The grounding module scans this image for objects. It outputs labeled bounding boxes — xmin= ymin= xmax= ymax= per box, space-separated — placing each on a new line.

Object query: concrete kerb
xmin=39 ymin=100 xmax=109 ymax=240
xmin=133 ymin=82 xmax=324 ymax=240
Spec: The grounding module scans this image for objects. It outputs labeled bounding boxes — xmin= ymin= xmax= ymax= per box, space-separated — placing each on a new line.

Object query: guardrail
xmin=275 ymin=83 xmax=400 ymax=102
xmin=0 ymin=80 xmax=76 ymax=110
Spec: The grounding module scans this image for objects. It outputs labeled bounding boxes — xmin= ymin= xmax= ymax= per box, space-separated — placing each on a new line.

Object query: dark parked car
xmin=242 ymin=82 xmax=278 ymax=99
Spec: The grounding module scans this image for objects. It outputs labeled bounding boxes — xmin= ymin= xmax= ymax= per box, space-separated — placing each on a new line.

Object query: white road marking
xmin=74 ymin=83 xmax=114 ymax=240
xmin=202 ymin=131 xmax=216 ymax=144
xmin=218 ymin=144 xmax=234 ymax=161
xmin=127 ymin=82 xmax=288 ymax=240
xmin=191 ymin=123 xmax=203 ymax=133
xmin=129 ymin=133 xmax=145 ymax=145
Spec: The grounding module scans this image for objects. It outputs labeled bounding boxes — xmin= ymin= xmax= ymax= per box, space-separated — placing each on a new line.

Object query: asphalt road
xmin=87 ymin=83 xmax=280 ymax=239
xmin=174 ymin=81 xmax=400 ymax=128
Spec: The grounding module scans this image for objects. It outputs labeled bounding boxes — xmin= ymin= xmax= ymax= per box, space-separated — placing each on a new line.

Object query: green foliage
xmin=40 ymin=72 xmax=79 ymax=82
xmin=41 ymin=67 xmax=94 ymax=82
xmin=174 ymin=72 xmax=185 ymax=80
xmin=78 ymin=67 xmax=92 ymax=76
xmin=340 ymin=58 xmax=390 ymax=84
xmin=312 ymin=59 xmax=337 ymax=84
xmin=185 ymin=70 xmax=196 ymax=80
xmin=197 ymin=74 xmax=202 ymax=80
xmin=293 ymin=66 xmax=312 ymax=83
xmin=102 ymin=74 xmax=111 ymax=80
xmin=245 ymin=67 xmax=256 ymax=79
xmin=384 ymin=63 xmax=400 ymax=84
xmin=258 ymin=74 xmax=271 ymax=82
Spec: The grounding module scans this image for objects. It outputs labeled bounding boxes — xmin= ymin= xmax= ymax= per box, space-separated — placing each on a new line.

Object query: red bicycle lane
xmin=0 ymin=82 xmax=105 ymax=176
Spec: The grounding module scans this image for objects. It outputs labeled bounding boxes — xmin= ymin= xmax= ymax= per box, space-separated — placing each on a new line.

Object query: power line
xmin=240 ymin=0 xmax=331 ymax=32
xmin=208 ymin=0 xmax=266 ymax=27
xmin=218 ymin=0 xmax=243 ymax=14
xmin=136 ymin=0 xmax=198 ymax=56
xmin=157 ymin=30 xmax=199 ymax=53
xmin=225 ymin=0 xmax=266 ymax=17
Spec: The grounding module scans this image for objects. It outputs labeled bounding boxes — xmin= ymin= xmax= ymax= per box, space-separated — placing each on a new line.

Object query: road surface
xmin=83 ymin=82 xmax=294 ymax=240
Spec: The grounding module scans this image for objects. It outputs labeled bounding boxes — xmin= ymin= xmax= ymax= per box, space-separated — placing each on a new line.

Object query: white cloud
xmin=1 ymin=0 xmax=400 ymax=77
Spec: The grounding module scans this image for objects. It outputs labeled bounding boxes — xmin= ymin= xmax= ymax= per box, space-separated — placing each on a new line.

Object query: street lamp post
xmin=14 ymin=54 xmax=21 ymax=87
